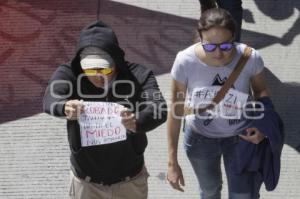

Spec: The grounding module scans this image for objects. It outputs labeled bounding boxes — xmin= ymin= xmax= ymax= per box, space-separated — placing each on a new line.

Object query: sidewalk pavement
xmin=0 ymin=0 xmax=299 ymax=198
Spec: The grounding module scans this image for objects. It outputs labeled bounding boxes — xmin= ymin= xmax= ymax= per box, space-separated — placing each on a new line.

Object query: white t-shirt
xmin=171 ymin=43 xmax=264 ymax=138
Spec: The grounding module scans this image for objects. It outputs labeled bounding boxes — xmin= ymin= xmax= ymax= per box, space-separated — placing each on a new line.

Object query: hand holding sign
xmin=79 ymin=102 xmax=127 ymax=147
xmin=120 ymin=108 xmax=137 ymax=133
xmin=64 ymin=99 xmax=84 ymax=120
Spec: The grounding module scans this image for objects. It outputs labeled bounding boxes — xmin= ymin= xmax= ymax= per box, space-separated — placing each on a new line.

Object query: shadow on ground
xmin=0 ymin=0 xmax=299 ymax=151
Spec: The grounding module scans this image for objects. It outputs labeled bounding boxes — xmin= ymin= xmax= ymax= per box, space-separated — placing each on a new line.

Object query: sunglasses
xmin=202 ymin=42 xmax=235 ymax=52
xmin=83 ymin=68 xmax=114 ymax=75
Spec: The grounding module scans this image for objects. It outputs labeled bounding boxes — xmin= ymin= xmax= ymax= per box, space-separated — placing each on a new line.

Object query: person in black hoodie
xmin=43 ymin=21 xmax=167 ymax=199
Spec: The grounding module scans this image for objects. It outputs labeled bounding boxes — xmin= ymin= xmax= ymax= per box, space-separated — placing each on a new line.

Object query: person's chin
xmin=212 ymin=58 xmax=225 ymax=65
xmin=92 ymin=81 xmax=105 ymax=88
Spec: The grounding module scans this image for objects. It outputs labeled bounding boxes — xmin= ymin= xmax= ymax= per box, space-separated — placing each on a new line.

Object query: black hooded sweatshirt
xmin=43 ymin=21 xmax=167 ymax=183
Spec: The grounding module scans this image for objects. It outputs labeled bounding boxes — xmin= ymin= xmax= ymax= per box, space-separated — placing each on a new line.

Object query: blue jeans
xmin=184 ymin=128 xmax=261 ymax=199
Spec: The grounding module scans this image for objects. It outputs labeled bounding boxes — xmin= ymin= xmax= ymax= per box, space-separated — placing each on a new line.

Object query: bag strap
xmin=184 ymin=46 xmax=253 ymax=115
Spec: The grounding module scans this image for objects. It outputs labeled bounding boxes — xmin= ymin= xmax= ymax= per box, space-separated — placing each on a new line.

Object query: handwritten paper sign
xmin=191 ymin=86 xmax=249 ymax=118
xmin=79 ymin=102 xmax=127 ymax=147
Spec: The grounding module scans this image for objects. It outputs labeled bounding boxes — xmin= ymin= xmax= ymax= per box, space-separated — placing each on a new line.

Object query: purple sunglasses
xmin=202 ymin=42 xmax=235 ymax=52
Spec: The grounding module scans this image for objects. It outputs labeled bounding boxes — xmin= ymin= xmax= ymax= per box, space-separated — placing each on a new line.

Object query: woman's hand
xmin=167 ymin=162 xmax=185 ymax=192
xmin=239 ymin=127 xmax=265 ymax=144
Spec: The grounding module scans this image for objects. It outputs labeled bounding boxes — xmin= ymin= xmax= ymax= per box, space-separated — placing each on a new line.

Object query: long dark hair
xmin=197 ymin=8 xmax=236 ymax=40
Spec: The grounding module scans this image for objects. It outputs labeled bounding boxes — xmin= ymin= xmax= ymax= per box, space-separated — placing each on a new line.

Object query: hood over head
xmin=71 ymin=21 xmax=126 ymax=75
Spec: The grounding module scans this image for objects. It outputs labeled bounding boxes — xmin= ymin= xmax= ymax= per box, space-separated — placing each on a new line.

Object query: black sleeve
xmin=43 ymin=65 xmax=75 ymax=117
xmin=135 ymin=71 xmax=167 ymax=133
